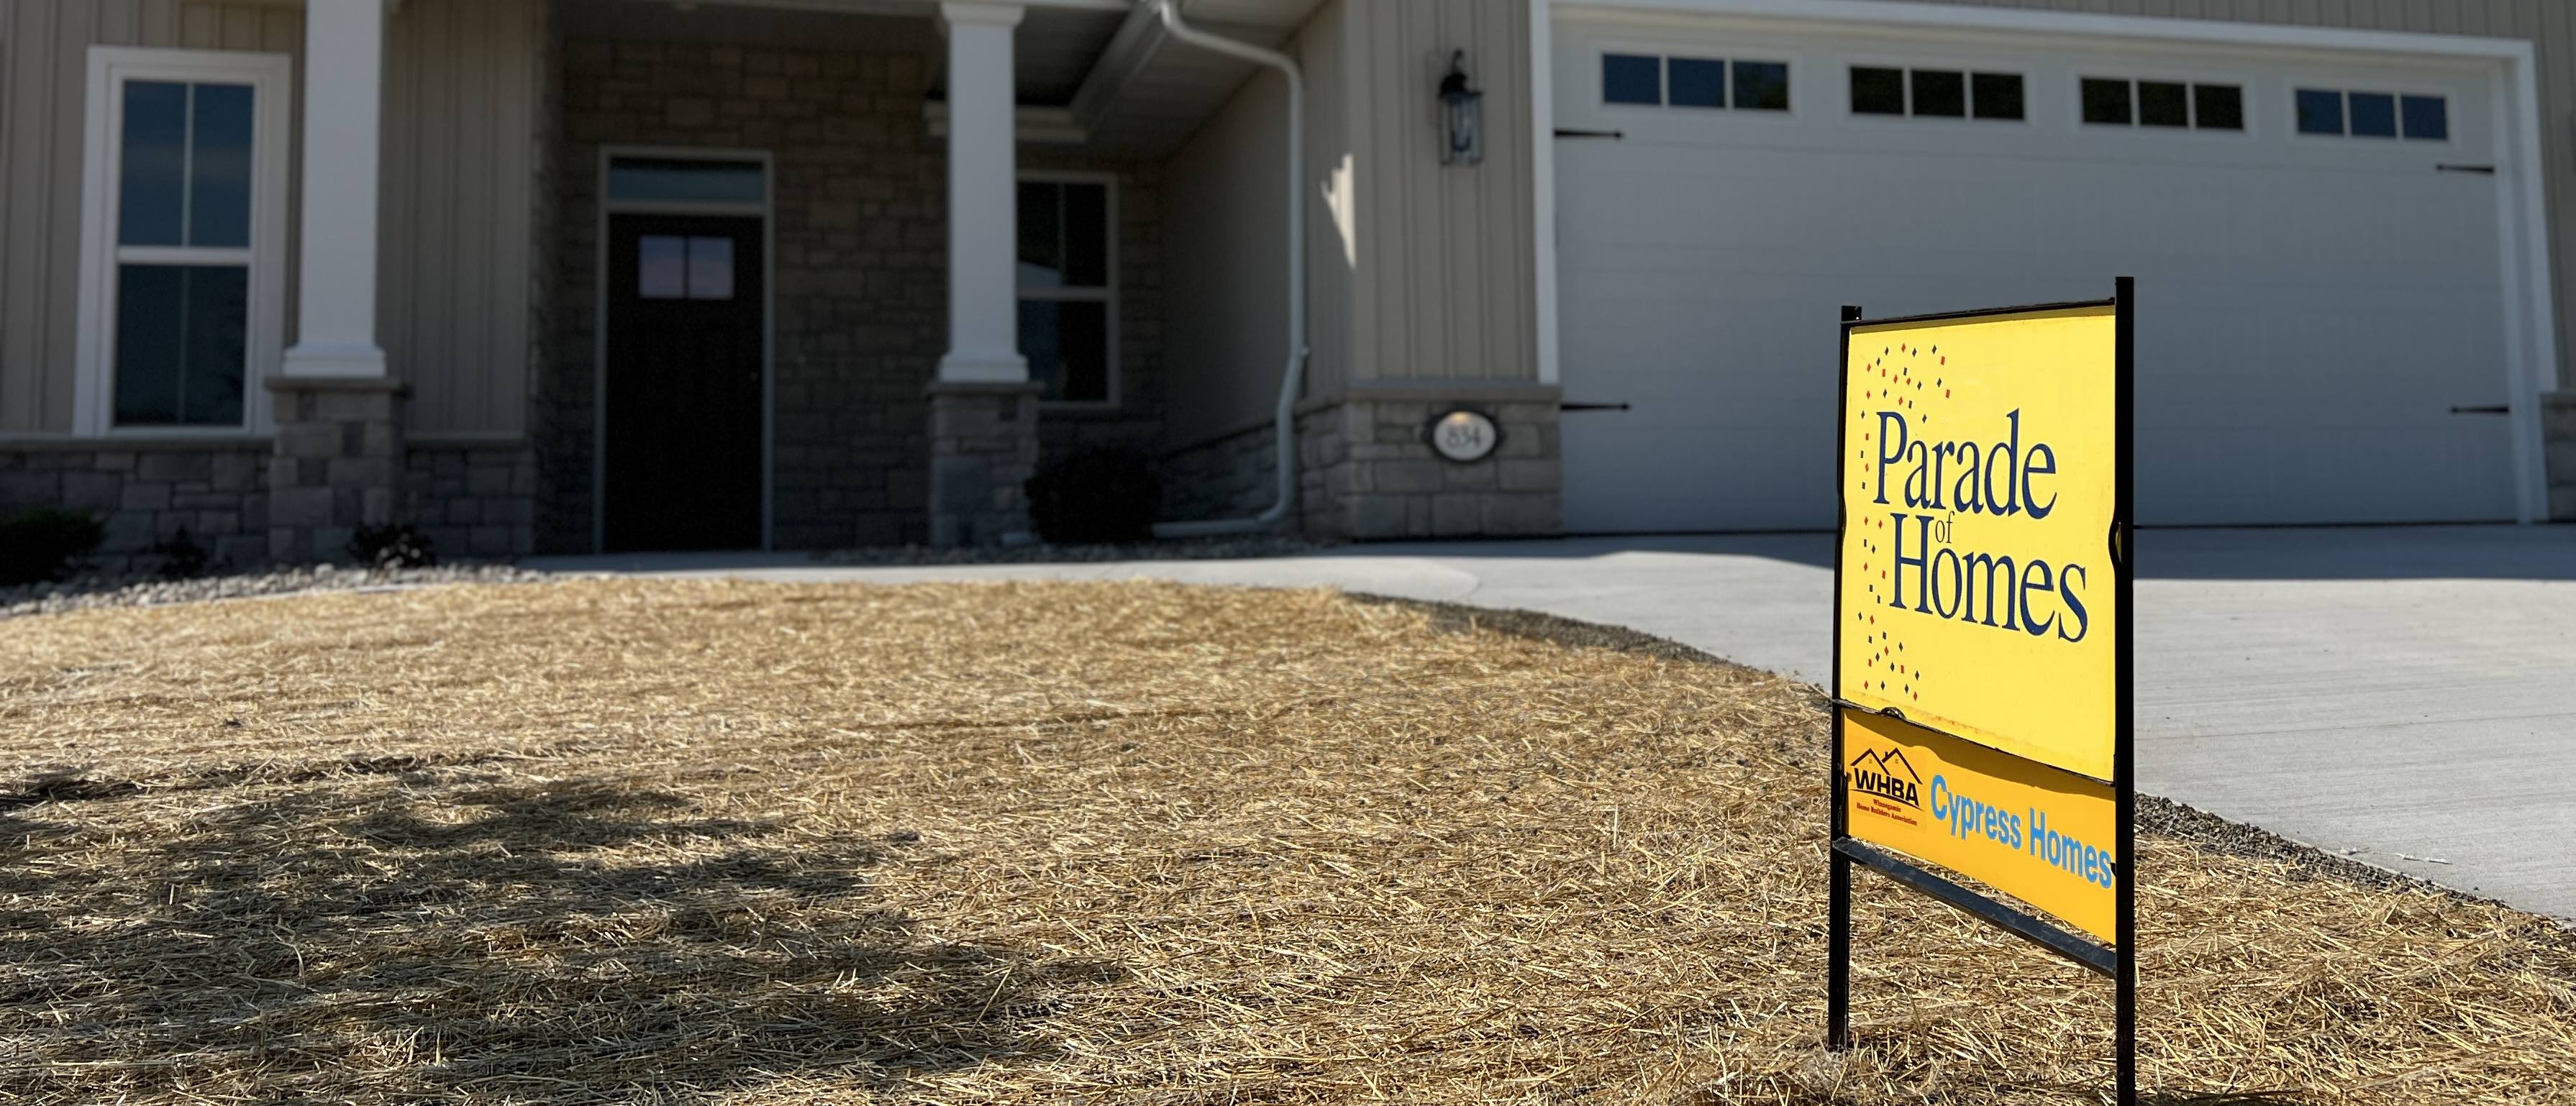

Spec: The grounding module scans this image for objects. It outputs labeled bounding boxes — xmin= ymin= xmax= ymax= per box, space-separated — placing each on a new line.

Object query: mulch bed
xmin=1 ymin=579 xmax=2568 ymax=1104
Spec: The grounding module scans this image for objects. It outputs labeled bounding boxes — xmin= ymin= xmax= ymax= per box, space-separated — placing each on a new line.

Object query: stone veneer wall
xmin=404 ymin=442 xmax=540 ymax=560
xmin=0 ymin=443 xmax=271 ymax=570
xmin=549 ymin=37 xmax=1168 ymax=552
xmin=2547 ymin=391 xmax=2576 ymax=521
xmin=1161 ymin=386 xmax=1564 ymax=539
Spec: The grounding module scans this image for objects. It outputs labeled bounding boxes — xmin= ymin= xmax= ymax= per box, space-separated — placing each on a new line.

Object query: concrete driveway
xmin=530 ymin=524 xmax=2576 ymax=922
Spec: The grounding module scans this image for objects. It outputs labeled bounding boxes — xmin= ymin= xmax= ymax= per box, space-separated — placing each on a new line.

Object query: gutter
xmin=1148 ymin=0 xmax=1311 ymax=539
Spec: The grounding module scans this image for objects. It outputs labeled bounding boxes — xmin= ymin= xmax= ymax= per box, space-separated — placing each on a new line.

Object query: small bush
xmin=0 ymin=508 xmax=106 ymax=586
xmin=348 ymin=524 xmax=438 ymax=570
xmin=1025 ymin=448 xmax=1163 ymax=545
xmin=149 ymin=529 xmax=210 ymax=580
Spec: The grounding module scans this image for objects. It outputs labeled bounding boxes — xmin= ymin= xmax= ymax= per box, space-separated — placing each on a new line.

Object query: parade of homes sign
xmin=1826 ymin=282 xmax=2139 ymax=1105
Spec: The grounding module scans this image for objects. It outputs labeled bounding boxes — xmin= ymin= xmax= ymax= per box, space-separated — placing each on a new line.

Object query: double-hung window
xmin=76 ymin=48 xmax=292 ymax=435
xmin=1016 ymin=176 xmax=1116 ymax=406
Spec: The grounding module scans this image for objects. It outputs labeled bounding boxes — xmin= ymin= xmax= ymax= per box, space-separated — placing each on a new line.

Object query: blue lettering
xmin=2057 ymin=565 xmax=2090 ymax=644
xmin=2023 ymin=441 xmax=2058 ymax=519
xmin=1890 ymin=513 xmax=1933 ymax=613
xmin=1874 ymin=412 xmax=1908 ymax=506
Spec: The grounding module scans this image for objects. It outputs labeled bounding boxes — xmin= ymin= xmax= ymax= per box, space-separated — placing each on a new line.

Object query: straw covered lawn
xmin=1 ymin=579 xmax=2569 ymax=1105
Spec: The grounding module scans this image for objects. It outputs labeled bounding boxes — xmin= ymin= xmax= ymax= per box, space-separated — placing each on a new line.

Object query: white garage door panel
xmin=1556 ymin=19 xmax=2521 ymax=531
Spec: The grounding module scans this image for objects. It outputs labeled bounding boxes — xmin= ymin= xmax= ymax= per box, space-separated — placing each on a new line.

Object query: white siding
xmin=1345 ymin=0 xmax=1539 ymax=385
xmin=382 ymin=0 xmax=544 ymax=436
xmin=0 ymin=0 xmax=303 ymax=434
xmin=0 ymin=0 xmax=542 ymax=437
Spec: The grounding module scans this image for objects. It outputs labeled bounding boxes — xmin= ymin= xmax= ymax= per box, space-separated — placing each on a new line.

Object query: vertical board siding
xmin=383 ymin=0 xmax=541 ymax=436
xmin=0 ymin=0 xmax=538 ymax=437
xmin=1301 ymin=0 xmax=1352 ymax=401
xmin=1887 ymin=0 xmax=2573 ymax=386
xmin=0 ymin=0 xmax=306 ymax=434
xmin=1346 ymin=0 xmax=1539 ymax=385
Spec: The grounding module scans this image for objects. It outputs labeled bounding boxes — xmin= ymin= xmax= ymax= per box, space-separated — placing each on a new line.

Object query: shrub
xmin=149 ymin=528 xmax=210 ymax=580
xmin=0 ymin=508 xmax=106 ymax=586
xmin=347 ymin=524 xmax=438 ymax=570
xmin=1025 ymin=448 xmax=1163 ymax=545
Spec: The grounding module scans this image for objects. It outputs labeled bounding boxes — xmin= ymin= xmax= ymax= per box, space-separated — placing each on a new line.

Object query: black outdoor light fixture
xmin=1439 ymin=50 xmax=1483 ymax=166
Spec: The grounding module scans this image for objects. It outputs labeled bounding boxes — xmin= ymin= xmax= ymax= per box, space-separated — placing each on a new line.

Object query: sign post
xmin=1826 ymin=279 xmax=2136 ymax=1105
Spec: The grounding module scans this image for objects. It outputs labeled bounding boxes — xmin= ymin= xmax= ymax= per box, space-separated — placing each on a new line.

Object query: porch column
xmin=269 ymin=0 xmax=401 ymax=564
xmin=283 ymin=0 xmax=388 ymax=378
xmin=927 ymin=0 xmax=1040 ymax=547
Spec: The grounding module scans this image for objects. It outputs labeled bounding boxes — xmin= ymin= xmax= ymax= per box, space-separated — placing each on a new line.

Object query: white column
xmin=937 ymin=1 xmax=1027 ymax=383
xmin=283 ymin=0 xmax=389 ymax=378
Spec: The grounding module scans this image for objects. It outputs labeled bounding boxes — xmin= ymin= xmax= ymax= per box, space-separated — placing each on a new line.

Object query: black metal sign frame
xmin=1826 ymin=278 xmax=2137 ymax=1105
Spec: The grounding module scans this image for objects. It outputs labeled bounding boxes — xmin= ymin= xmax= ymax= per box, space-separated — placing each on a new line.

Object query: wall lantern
xmin=1438 ymin=50 xmax=1483 ymax=166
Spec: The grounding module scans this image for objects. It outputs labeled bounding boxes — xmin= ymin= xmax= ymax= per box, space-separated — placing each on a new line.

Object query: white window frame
xmin=73 ymin=47 xmax=294 ymax=438
xmin=1017 ymin=170 xmax=1120 ymax=410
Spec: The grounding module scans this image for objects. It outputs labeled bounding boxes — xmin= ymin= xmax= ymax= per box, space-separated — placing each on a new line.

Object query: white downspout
xmin=1150 ymin=0 xmax=1309 ymax=539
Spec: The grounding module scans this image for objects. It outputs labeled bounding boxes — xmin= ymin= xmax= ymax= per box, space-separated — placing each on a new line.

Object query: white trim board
xmin=73 ymin=47 xmax=296 ymax=439
xmin=1541 ymin=0 xmax=2559 ymax=523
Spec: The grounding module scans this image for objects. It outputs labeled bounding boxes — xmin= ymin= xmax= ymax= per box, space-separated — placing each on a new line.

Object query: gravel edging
xmin=813 ymin=535 xmax=1333 ymax=566
xmin=0 ymin=565 xmax=545 ymax=621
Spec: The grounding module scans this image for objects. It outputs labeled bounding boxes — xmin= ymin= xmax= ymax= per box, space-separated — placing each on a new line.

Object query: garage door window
xmin=2297 ymin=88 xmax=2447 ymax=140
xmin=1852 ymin=66 xmax=2023 ymax=120
xmin=2082 ymin=78 xmax=2244 ymax=131
xmin=1603 ymin=52 xmax=1790 ymax=111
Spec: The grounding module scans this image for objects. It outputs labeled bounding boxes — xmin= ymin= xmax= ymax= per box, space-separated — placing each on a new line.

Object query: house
xmin=1 ymin=0 xmax=2571 ymax=565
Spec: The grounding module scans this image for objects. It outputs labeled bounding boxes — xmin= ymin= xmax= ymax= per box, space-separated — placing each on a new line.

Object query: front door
xmin=603 ymin=214 xmax=765 ymax=551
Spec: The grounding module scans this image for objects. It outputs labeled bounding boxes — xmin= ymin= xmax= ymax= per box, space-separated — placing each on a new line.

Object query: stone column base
xmin=927 ymin=380 xmax=1042 ymax=547
xmin=267 ymin=376 xmax=407 ymax=564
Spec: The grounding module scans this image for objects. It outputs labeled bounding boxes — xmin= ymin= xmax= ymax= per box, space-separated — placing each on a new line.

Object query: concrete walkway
xmin=529 ymin=525 xmax=2576 ymax=922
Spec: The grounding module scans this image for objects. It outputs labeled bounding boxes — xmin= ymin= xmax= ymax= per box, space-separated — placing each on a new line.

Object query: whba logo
xmin=1847 ymin=746 xmax=1922 ymax=810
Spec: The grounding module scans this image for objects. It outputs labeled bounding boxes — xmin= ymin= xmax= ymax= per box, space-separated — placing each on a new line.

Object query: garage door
xmin=1554 ymin=14 xmax=2523 ymax=531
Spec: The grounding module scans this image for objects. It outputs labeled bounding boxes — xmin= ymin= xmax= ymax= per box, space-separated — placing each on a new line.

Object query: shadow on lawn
xmin=0 ymin=770 xmax=1109 ymax=1102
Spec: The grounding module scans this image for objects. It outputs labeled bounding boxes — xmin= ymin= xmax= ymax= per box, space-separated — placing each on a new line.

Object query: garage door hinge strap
xmin=1555 ymin=127 xmax=1624 ymax=140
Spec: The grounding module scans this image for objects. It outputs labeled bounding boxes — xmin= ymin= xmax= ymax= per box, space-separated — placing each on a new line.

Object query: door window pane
xmin=638 ymin=235 xmax=688 ymax=299
xmin=606 ymin=157 xmax=765 ymax=205
xmin=2348 ymin=91 xmax=2398 ymax=137
xmin=2082 ymin=78 xmax=2133 ymax=125
xmin=686 ymin=237 xmax=735 ymax=301
xmin=2138 ymin=81 xmax=2189 ymax=128
xmin=2295 ymin=88 xmax=2344 ymax=134
xmin=1667 ymin=57 xmax=1726 ymax=108
xmin=2400 ymin=94 xmax=2447 ymax=140
xmin=1910 ymin=69 xmax=1965 ymax=117
xmin=1850 ymin=67 xmax=1905 ymax=115
xmin=188 ymin=83 xmax=255 ymax=248
xmin=1017 ymin=181 xmax=1062 ymax=288
xmin=1971 ymin=73 xmax=2024 ymax=120
xmin=1019 ymin=299 xmax=1110 ymax=403
xmin=2195 ymin=84 xmax=2244 ymax=131
xmin=114 ymin=264 xmax=247 ymax=426
xmin=1733 ymin=61 xmax=1790 ymax=111
xmin=1603 ymin=53 xmax=1660 ymax=105
xmin=1063 ymin=183 xmax=1109 ymax=288
xmin=119 ymin=81 xmax=189 ymax=247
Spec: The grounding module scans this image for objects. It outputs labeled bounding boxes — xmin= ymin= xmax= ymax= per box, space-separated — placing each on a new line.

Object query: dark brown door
xmin=603 ymin=214 xmax=765 ymax=552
